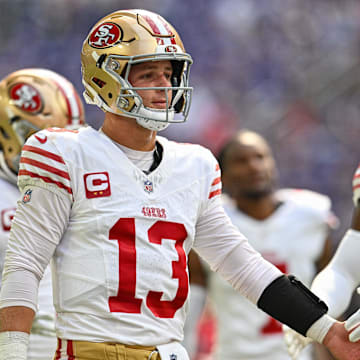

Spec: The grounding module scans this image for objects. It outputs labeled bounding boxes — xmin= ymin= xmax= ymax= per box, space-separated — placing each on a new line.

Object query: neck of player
xmin=102 ymin=112 xmax=157 ymax=151
xmin=235 ymin=193 xmax=281 ymax=221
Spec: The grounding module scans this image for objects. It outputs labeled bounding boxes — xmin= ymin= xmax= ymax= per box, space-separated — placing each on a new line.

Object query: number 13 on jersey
xmin=108 ymin=218 xmax=189 ymax=318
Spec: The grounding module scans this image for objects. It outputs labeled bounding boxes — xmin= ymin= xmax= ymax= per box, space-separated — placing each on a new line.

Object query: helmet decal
xmin=164 ymin=45 xmax=178 ymax=53
xmin=88 ymin=22 xmax=123 ymax=49
xmin=9 ymin=83 xmax=43 ymax=113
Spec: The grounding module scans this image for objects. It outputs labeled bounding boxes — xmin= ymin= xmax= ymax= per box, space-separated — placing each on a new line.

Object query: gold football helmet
xmin=81 ymin=9 xmax=193 ymax=131
xmin=0 ymin=68 xmax=85 ymax=182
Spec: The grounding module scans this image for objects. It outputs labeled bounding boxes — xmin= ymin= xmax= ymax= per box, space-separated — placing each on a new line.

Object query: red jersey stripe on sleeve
xmin=208 ymin=162 xmax=221 ymax=199
xmin=20 ymin=157 xmax=70 ymax=180
xmin=22 ymin=145 xmax=65 ymax=164
xmin=209 ymin=189 xmax=222 ymax=199
xmin=211 ymin=177 xmax=221 ymax=186
xmin=18 ymin=169 xmax=72 ymax=195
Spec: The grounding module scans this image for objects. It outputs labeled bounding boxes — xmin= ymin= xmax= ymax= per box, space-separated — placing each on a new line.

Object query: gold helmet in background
xmin=0 ymin=68 xmax=85 ymax=182
xmin=81 ymin=9 xmax=193 ymax=131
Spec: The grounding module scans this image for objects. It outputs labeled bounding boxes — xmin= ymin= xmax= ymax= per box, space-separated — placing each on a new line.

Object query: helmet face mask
xmin=81 ymin=9 xmax=193 ymax=131
xmin=0 ymin=68 xmax=85 ymax=181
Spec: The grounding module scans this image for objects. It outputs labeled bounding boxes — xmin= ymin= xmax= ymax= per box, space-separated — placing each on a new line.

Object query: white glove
xmin=345 ymin=308 xmax=360 ymax=342
xmin=283 ymin=325 xmax=313 ymax=359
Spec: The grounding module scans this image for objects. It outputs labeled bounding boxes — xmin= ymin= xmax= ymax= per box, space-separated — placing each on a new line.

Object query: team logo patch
xmin=169 ymin=354 xmax=177 ymax=360
xmin=22 ymin=189 xmax=33 ymax=203
xmin=88 ymin=22 xmax=123 ymax=48
xmin=9 ymin=83 xmax=43 ymax=113
xmin=84 ymin=172 xmax=111 ymax=199
xmin=144 ymin=180 xmax=153 ymax=193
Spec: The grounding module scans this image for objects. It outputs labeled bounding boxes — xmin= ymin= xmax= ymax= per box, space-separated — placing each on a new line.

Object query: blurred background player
xmin=284 ymin=162 xmax=360 ymax=359
xmin=0 ymin=68 xmax=85 ymax=359
xmin=184 ymin=130 xmax=338 ymax=360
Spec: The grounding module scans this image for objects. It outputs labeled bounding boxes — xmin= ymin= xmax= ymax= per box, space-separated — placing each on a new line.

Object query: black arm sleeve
xmin=257 ymin=274 xmax=328 ymax=336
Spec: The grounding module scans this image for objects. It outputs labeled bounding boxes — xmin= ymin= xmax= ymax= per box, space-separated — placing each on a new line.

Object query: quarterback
xmin=0 ymin=68 xmax=84 ymax=359
xmin=0 ymin=9 xmax=359 ymax=360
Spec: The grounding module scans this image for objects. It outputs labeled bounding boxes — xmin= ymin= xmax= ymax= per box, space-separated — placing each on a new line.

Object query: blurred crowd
xmin=1 ymin=0 xmax=360 ymax=244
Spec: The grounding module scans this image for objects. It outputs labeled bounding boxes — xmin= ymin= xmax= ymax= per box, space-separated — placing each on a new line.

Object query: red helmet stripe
xmin=142 ymin=13 xmax=176 ymax=45
xmin=158 ymin=15 xmax=176 ymax=44
xmin=142 ymin=14 xmax=161 ymax=35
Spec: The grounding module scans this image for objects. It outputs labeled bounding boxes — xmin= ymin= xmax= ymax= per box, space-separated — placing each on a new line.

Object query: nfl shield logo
xmin=22 ymin=189 xmax=32 ymax=203
xmin=144 ymin=180 xmax=153 ymax=193
xmin=169 ymin=355 xmax=177 ymax=360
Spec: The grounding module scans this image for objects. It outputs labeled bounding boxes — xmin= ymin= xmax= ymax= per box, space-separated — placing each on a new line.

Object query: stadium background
xmin=1 ymin=0 xmax=360 ymax=282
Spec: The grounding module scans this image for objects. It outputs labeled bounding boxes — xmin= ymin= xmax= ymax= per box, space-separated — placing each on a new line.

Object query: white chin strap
xmin=134 ymin=106 xmax=174 ymax=131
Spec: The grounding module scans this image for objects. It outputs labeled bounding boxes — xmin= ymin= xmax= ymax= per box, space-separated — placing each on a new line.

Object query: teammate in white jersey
xmin=0 ymin=68 xmax=85 ymax=359
xmin=0 ymin=9 xmax=358 ymax=360
xmin=183 ymin=130 xmax=337 ymax=360
xmin=284 ymin=163 xmax=360 ymax=359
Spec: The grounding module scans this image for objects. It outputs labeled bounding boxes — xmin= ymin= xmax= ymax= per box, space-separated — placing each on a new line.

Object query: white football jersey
xmin=17 ymin=126 xmax=222 ymax=345
xmin=209 ymin=190 xmax=335 ymax=360
xmin=0 ymin=178 xmax=56 ymax=359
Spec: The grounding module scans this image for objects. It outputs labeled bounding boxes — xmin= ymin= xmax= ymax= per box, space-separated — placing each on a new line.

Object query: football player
xmin=284 ymin=164 xmax=360 ymax=359
xmin=0 ymin=68 xmax=85 ymax=360
xmin=0 ymin=9 xmax=358 ymax=360
xmin=184 ymin=130 xmax=337 ymax=360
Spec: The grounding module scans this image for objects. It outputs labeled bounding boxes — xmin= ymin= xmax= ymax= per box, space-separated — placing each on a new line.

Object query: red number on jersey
xmin=108 ymin=218 xmax=188 ymax=318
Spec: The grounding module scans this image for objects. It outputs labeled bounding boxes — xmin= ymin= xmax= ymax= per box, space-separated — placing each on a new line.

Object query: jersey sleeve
xmin=198 ymin=148 xmax=222 ymax=214
xmin=18 ymin=129 xmax=73 ymax=200
xmin=353 ymin=164 xmax=360 ymax=206
xmin=193 ymin=203 xmax=283 ymax=304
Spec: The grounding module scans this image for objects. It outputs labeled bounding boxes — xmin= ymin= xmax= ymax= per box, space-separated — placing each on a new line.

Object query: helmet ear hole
xmin=108 ymin=93 xmax=113 ymax=98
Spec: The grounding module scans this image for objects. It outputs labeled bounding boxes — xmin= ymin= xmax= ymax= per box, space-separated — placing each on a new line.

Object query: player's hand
xmin=324 ymin=321 xmax=360 ymax=360
xmin=345 ymin=308 xmax=360 ymax=342
xmin=283 ymin=325 xmax=312 ymax=359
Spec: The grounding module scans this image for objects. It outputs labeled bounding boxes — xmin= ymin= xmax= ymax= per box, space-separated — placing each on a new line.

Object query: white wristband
xmin=0 ymin=331 xmax=29 ymax=360
xmin=306 ymin=314 xmax=336 ymax=343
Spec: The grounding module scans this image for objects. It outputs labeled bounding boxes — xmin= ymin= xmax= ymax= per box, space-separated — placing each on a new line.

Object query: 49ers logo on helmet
xmin=9 ymin=83 xmax=42 ymax=113
xmin=88 ymin=22 xmax=123 ymax=48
